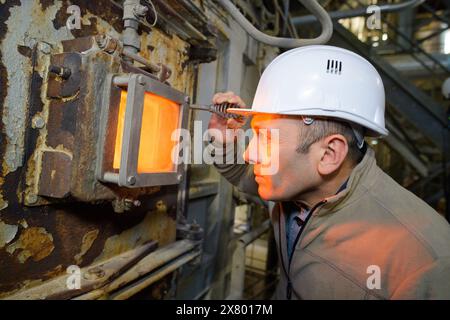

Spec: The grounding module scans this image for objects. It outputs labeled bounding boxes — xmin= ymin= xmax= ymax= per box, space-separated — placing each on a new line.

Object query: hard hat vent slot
xmin=326 ymin=59 xmax=342 ymax=75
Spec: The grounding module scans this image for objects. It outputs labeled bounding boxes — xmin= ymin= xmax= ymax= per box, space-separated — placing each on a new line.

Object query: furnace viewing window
xmin=97 ymin=73 xmax=189 ymax=188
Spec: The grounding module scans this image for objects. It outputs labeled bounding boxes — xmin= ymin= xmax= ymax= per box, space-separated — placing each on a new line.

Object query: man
xmin=208 ymin=45 xmax=450 ymax=299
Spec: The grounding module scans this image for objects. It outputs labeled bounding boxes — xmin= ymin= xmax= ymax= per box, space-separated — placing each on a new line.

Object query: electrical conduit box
xmin=24 ymin=35 xmax=189 ymax=208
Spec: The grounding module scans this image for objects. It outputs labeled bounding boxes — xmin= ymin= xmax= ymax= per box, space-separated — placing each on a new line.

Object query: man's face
xmin=243 ymin=115 xmax=319 ymax=201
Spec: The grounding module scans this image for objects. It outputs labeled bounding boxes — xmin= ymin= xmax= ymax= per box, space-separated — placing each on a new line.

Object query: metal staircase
xmin=325 ymin=1 xmax=450 ymax=218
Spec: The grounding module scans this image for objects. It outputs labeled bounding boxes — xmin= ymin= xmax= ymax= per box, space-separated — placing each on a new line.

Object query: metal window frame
xmin=97 ymin=73 xmax=189 ymax=188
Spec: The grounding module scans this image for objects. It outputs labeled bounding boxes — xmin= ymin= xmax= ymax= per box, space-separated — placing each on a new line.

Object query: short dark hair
xmin=296 ymin=118 xmax=365 ymax=164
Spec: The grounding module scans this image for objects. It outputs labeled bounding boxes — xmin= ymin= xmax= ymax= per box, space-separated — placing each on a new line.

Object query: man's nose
xmin=243 ymin=136 xmax=258 ymax=164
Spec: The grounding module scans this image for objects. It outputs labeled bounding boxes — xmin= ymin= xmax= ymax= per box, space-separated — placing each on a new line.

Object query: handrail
xmin=339 ymin=0 xmax=450 ymax=76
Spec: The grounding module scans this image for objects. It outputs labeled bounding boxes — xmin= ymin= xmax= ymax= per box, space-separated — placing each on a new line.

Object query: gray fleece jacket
xmin=214 ymin=143 xmax=450 ymax=300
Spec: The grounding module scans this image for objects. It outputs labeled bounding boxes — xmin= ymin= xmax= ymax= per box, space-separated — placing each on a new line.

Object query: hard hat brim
xmin=226 ymin=108 xmax=259 ymax=116
xmin=226 ymin=108 xmax=389 ymax=138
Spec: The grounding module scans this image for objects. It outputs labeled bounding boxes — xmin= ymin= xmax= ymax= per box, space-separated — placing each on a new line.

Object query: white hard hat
xmin=228 ymin=45 xmax=388 ymax=137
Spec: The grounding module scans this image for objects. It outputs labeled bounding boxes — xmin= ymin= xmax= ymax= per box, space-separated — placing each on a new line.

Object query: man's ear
xmin=317 ymin=134 xmax=349 ymax=176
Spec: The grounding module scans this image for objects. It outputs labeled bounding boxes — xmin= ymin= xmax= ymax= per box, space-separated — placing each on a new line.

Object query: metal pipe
xmin=384 ymin=124 xmax=429 ymax=177
xmin=417 ymin=25 xmax=450 ymax=44
xmin=227 ymin=219 xmax=271 ymax=300
xmin=103 ymin=172 xmax=120 ymax=184
xmin=292 ymin=0 xmax=425 ymax=25
xmin=96 ymin=34 xmax=165 ymax=75
xmin=189 ymin=181 xmax=219 ymax=200
xmin=409 ymin=162 xmax=450 ymax=193
xmin=383 ymin=53 xmax=450 ymax=77
xmin=111 ymin=251 xmax=200 ymax=299
xmin=282 ymin=0 xmax=291 ymax=36
xmin=121 ymin=50 xmax=162 ymax=74
xmin=359 ymin=0 xmax=450 ymax=75
xmin=421 ymin=2 xmax=450 ymax=26
xmin=239 ymin=219 xmax=271 ymax=246
xmin=153 ymin=0 xmax=208 ymax=42
xmin=3 ymin=241 xmax=158 ymax=300
xmin=74 ymin=240 xmax=197 ymax=300
xmin=216 ymin=0 xmax=333 ymax=48
xmin=274 ymin=0 xmax=298 ymax=38
xmin=123 ymin=0 xmax=148 ymax=56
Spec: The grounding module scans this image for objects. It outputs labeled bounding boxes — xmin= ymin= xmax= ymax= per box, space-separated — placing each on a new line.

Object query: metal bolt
xmin=138 ymin=75 xmax=146 ymax=86
xmin=49 ymin=65 xmax=71 ymax=80
xmin=124 ymin=198 xmax=141 ymax=208
xmin=32 ymin=115 xmax=45 ymax=129
xmin=127 ymin=176 xmax=136 ymax=185
xmin=26 ymin=194 xmax=38 ymax=204
xmin=133 ymin=200 xmax=141 ymax=207
xmin=302 ymin=117 xmax=314 ymax=125
xmin=133 ymin=4 xmax=148 ymax=18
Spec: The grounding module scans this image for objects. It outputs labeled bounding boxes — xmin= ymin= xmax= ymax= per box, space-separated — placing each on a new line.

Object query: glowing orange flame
xmin=113 ymin=91 xmax=180 ymax=173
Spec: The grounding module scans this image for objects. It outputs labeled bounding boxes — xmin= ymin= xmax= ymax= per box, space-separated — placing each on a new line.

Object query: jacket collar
xmin=314 ymin=146 xmax=379 ymax=216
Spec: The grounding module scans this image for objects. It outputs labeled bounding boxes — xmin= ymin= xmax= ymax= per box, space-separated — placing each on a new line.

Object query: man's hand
xmin=208 ymin=91 xmax=248 ymax=144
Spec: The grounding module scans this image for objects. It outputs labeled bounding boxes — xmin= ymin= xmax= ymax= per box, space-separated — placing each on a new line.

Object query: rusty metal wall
xmin=0 ymin=0 xmax=198 ymax=298
xmin=0 ymin=0 xmax=279 ymax=300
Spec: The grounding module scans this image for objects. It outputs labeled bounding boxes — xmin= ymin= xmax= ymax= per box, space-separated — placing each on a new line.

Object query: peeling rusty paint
xmin=0 ymin=279 xmax=44 ymax=299
xmin=39 ymin=0 xmax=55 ymax=11
xmin=74 ymin=229 xmax=99 ymax=265
xmin=43 ymin=264 xmax=63 ymax=278
xmin=93 ymin=209 xmax=176 ymax=264
xmin=0 ymin=0 xmax=21 ymax=177
xmin=0 ymin=0 xmax=200 ymax=298
xmin=1 ymin=0 xmax=67 ymax=174
xmin=17 ymin=44 xmax=32 ymax=58
xmin=0 ymin=220 xmax=18 ymax=249
xmin=6 ymin=227 xmax=55 ymax=263
xmin=0 ymin=198 xmax=7 ymax=211
xmin=52 ymin=0 xmax=124 ymax=36
xmin=19 ymin=219 xmax=28 ymax=228
xmin=156 ymin=200 xmax=168 ymax=212
xmin=21 ymin=45 xmax=59 ymax=206
xmin=0 ymin=0 xmax=126 ymax=178
xmin=0 ymin=177 xmax=7 ymax=211
xmin=141 ymin=30 xmax=191 ymax=91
